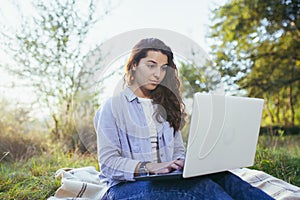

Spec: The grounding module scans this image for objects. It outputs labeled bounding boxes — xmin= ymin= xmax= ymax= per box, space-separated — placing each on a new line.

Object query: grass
xmin=0 ymin=135 xmax=299 ymax=199
xmin=0 ymin=151 xmax=98 ymax=200
xmin=252 ymin=134 xmax=300 ymax=186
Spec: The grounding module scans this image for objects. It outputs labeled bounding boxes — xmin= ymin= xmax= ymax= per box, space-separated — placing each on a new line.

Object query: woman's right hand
xmin=145 ymin=159 xmax=185 ymax=174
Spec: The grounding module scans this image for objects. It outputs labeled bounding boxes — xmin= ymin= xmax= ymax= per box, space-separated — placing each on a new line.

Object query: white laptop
xmin=135 ymin=92 xmax=264 ymax=180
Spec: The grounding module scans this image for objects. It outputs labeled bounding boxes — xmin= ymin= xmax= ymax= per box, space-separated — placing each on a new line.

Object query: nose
xmin=153 ymin=67 xmax=161 ymax=78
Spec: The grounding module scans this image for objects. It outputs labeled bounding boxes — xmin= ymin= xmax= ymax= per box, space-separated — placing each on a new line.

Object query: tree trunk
xmin=289 ymin=81 xmax=295 ymax=127
xmin=265 ymin=94 xmax=275 ymax=124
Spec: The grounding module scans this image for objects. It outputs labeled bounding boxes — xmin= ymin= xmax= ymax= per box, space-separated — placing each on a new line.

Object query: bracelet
xmin=138 ymin=161 xmax=150 ymax=176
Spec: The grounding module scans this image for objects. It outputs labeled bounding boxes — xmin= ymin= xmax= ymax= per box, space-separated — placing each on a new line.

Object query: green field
xmin=0 ymin=135 xmax=299 ymax=200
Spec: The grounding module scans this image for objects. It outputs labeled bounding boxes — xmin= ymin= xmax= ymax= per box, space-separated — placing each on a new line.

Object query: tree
xmin=209 ymin=0 xmax=300 ymax=126
xmin=179 ymin=61 xmax=221 ymax=98
xmin=0 ymin=0 xmax=110 ymax=150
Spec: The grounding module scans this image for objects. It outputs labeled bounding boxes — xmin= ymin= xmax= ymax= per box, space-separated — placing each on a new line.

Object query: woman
xmin=94 ymin=38 xmax=273 ymax=199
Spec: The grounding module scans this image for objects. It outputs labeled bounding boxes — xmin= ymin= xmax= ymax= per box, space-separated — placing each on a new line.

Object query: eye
xmin=160 ymin=64 xmax=168 ymax=71
xmin=146 ymin=64 xmax=156 ymax=68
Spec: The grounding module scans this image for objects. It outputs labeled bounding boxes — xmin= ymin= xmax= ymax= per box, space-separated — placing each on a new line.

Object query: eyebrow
xmin=146 ymin=59 xmax=168 ymax=66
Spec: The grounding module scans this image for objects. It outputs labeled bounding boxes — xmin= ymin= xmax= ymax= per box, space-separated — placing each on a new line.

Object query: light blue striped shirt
xmin=94 ymin=86 xmax=185 ymax=188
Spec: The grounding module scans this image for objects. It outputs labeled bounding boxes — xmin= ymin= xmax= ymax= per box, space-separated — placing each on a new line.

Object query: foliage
xmin=0 ymin=0 xmax=109 ymax=151
xmin=0 ymin=97 xmax=98 ymax=198
xmin=209 ymin=0 xmax=300 ymax=127
xmin=179 ymin=61 xmax=221 ymax=98
xmin=0 ymin=133 xmax=45 ymax=162
xmin=0 ymin=99 xmax=33 ymax=135
xmin=0 ymin=151 xmax=98 ymax=200
xmin=253 ymin=135 xmax=300 ymax=186
xmin=0 ymin=98 xmax=46 ymax=161
xmin=253 ymin=147 xmax=300 ymax=186
xmin=260 ymin=126 xmax=300 ymax=135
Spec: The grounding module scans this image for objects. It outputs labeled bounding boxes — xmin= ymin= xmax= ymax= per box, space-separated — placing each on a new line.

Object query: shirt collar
xmin=123 ymin=86 xmax=138 ymax=102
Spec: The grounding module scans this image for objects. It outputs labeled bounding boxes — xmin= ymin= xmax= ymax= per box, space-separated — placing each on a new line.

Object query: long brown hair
xmin=124 ymin=38 xmax=186 ymax=131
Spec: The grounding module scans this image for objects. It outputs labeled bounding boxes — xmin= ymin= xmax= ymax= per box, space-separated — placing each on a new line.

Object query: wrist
xmin=138 ymin=161 xmax=150 ymax=176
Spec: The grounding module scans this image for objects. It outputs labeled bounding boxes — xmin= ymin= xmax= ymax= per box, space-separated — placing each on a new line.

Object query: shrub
xmin=0 ymin=99 xmax=47 ymax=162
xmin=260 ymin=126 xmax=300 ymax=135
xmin=0 ymin=133 xmax=45 ymax=162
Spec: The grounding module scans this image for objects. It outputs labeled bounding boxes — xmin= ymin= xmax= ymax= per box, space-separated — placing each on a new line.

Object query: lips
xmin=149 ymin=80 xmax=159 ymax=85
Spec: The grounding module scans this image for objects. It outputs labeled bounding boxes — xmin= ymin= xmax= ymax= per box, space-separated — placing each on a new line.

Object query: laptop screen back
xmin=183 ymin=93 xmax=264 ymax=178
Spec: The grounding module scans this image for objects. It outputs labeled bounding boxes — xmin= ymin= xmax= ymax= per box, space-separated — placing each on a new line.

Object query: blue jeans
xmin=103 ymin=171 xmax=274 ymax=200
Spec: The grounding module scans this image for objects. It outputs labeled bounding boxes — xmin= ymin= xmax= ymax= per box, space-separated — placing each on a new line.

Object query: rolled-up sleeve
xmin=173 ymin=130 xmax=186 ymax=160
xmin=94 ymin=99 xmax=139 ymax=182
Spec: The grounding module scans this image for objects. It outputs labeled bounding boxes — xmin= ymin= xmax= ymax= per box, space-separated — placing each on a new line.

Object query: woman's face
xmin=132 ymin=50 xmax=168 ymax=93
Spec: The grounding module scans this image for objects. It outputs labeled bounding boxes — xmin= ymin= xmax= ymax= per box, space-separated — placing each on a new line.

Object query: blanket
xmin=230 ymin=168 xmax=300 ymax=200
xmin=48 ymin=167 xmax=300 ymax=200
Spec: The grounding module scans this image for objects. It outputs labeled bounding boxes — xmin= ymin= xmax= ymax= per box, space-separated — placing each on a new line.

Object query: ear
xmin=132 ymin=64 xmax=137 ymax=71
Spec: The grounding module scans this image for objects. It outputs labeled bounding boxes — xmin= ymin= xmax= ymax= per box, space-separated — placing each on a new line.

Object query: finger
xmin=170 ymin=163 xmax=181 ymax=170
xmin=149 ymin=162 xmax=174 ymax=174
xmin=174 ymin=159 xmax=185 ymax=168
xmin=154 ymin=167 xmax=172 ymax=174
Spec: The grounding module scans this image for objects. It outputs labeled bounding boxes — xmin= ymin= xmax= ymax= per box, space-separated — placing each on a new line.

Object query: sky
xmin=0 ymin=0 xmax=228 ymax=111
xmin=90 ymin=0 xmax=226 ymax=50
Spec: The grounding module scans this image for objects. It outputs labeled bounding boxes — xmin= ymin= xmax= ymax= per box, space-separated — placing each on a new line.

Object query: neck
xmin=129 ymin=85 xmax=151 ymax=98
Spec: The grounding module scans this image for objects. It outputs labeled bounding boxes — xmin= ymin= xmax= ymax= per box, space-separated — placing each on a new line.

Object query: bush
xmin=0 ymin=98 xmax=46 ymax=162
xmin=260 ymin=126 xmax=300 ymax=135
xmin=0 ymin=133 xmax=45 ymax=162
